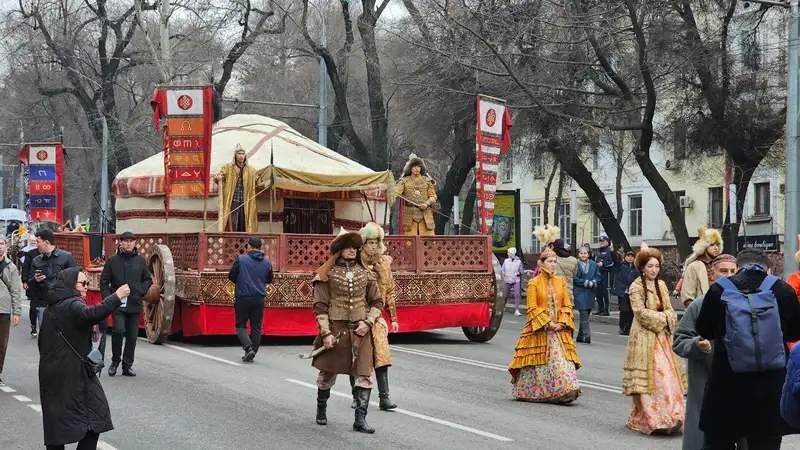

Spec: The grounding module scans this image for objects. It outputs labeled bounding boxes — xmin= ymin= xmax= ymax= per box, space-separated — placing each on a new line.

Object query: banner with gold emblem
xmin=476 ymin=95 xmax=513 ymax=234
xmin=18 ymin=143 xmax=65 ymax=224
xmin=150 ymin=86 xmax=215 ymax=218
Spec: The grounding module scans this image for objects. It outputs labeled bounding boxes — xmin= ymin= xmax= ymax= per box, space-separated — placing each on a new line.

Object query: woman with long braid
xmin=622 ymin=244 xmax=686 ymax=435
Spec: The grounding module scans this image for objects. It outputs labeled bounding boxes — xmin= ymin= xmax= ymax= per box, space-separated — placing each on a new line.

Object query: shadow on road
xmin=153 ymin=330 xmax=480 ymax=348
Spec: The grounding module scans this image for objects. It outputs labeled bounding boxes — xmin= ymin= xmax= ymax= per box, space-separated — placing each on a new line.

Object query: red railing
xmin=100 ymin=232 xmax=492 ymax=273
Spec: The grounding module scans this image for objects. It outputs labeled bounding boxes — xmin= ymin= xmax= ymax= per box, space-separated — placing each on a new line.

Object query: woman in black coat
xmin=38 ymin=267 xmax=129 ymax=450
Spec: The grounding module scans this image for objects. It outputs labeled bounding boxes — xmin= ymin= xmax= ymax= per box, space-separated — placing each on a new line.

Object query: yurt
xmin=112 ymin=114 xmax=394 ymax=234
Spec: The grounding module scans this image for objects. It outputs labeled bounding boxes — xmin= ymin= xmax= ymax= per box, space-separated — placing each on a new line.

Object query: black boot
xmin=349 ymin=375 xmax=357 ymax=409
xmin=352 ymin=387 xmax=375 ymax=434
xmin=316 ymin=389 xmax=330 ymax=425
xmin=375 ymin=367 xmax=396 ymax=410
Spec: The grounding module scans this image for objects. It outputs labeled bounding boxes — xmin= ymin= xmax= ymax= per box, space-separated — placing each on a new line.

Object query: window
xmin=673 ymin=190 xmax=686 ymax=219
xmin=558 ymin=203 xmax=571 ymax=245
xmin=499 ymin=155 xmax=513 ymax=183
xmin=592 ymin=215 xmax=603 ymax=244
xmin=533 ymin=153 xmax=545 ymax=179
xmin=530 ymin=204 xmax=542 ymax=253
xmin=708 ymin=187 xmax=723 ymax=229
xmin=591 ymin=148 xmax=599 ymax=171
xmin=741 ymin=32 xmax=761 ymax=71
xmin=629 ymin=195 xmax=642 ymax=237
xmin=754 ymin=182 xmax=770 ymax=216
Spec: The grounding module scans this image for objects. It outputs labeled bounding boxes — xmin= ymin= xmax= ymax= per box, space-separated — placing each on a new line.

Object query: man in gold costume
xmin=395 ymin=154 xmax=437 ymax=236
xmin=312 ymin=228 xmax=383 ymax=433
xmin=348 ymin=222 xmax=398 ymax=411
xmin=214 ymin=144 xmax=258 ymax=233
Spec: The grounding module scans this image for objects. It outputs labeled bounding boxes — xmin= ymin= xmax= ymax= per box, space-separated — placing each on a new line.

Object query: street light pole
xmin=17 ymin=120 xmax=25 ymax=210
xmin=313 ymin=3 xmax=328 ymax=148
xmin=100 ymin=110 xmax=109 ymax=234
xmin=570 ymin=188 xmax=578 ymax=255
xmin=785 ymin=0 xmax=800 ymax=278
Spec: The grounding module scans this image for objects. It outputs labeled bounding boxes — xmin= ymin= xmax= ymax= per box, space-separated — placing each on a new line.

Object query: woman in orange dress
xmin=622 ymin=244 xmax=686 ymax=434
xmin=508 ymin=246 xmax=582 ymax=403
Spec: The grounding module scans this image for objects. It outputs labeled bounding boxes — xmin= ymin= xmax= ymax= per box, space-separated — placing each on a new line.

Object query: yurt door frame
xmin=283 ymin=198 xmax=334 ymax=234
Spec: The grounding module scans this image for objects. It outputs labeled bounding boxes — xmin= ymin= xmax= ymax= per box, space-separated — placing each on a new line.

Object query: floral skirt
xmin=626 ymin=334 xmax=686 ymax=434
xmin=372 ymin=319 xmax=392 ymax=368
xmin=511 ymin=331 xmax=582 ymax=403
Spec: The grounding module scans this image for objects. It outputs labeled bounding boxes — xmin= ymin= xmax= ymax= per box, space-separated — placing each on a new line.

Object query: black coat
xmin=22 ymin=248 xmax=41 ymax=306
xmin=28 ymin=249 xmax=76 ymax=302
xmin=696 ymin=269 xmax=800 ymax=439
xmin=38 ymin=284 xmax=121 ymax=446
xmin=99 ymin=249 xmax=152 ymax=314
xmin=611 ymin=261 xmax=638 ymax=298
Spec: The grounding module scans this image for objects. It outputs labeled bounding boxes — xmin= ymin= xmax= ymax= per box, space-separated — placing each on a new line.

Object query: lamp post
xmin=571 ymin=188 xmax=578 ymax=256
xmin=308 ymin=1 xmax=328 ymax=147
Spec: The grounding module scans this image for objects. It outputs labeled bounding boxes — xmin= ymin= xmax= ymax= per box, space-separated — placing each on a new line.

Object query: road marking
xmin=29 ymin=404 xmax=41 ymax=412
xmin=13 ymin=394 xmax=31 ymax=402
xmin=137 ymin=339 xmax=242 ymax=366
xmin=435 ymin=329 xmax=464 ymax=335
xmin=285 ymin=378 xmax=514 ymax=442
xmin=506 ymin=320 xmax=519 ymax=324
xmin=97 ymin=441 xmax=120 ymax=450
xmin=391 ymin=346 xmax=623 ymax=394
xmin=0 ymin=385 xmax=16 ymax=393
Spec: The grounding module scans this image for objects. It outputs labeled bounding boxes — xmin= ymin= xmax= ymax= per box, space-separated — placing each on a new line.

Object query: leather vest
xmin=327 ymin=263 xmax=371 ymax=322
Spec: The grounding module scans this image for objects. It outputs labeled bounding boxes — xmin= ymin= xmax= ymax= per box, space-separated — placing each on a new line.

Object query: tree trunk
xmin=461 ymin=183 xmax=477 ymax=234
xmin=542 ymin=158 xmax=558 ymax=226
xmin=357 ymin=7 xmax=389 ymax=170
xmin=553 ymin=170 xmax=565 ymax=227
xmin=553 ymin=149 xmax=631 ymax=252
xmin=435 ymin=117 xmax=475 ymax=234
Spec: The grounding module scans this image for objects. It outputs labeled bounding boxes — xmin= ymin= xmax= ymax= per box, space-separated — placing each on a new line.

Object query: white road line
xmin=97 ymin=440 xmax=120 ymax=450
xmin=435 ymin=329 xmax=464 ymax=335
xmin=136 ymin=339 xmax=242 ymax=366
xmin=0 ymin=385 xmax=16 ymax=393
xmin=285 ymin=378 xmax=514 ymax=442
xmin=13 ymin=394 xmax=31 ymax=402
xmin=391 ymin=346 xmax=624 ymax=394
xmin=28 ymin=404 xmax=41 ymax=413
xmin=505 ymin=320 xmax=519 ymax=324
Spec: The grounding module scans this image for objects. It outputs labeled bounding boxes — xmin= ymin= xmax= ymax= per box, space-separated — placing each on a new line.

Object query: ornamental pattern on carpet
xmin=172 ymin=271 xmax=494 ymax=307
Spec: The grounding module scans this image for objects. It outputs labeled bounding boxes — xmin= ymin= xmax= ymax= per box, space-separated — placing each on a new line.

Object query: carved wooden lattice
xmin=421 ymin=237 xmax=487 ymax=271
xmin=203 ymin=234 xmax=280 ymax=270
xmin=383 ymin=237 xmax=415 ymax=271
xmin=283 ymin=235 xmax=331 ymax=272
xmin=55 ymin=233 xmax=88 ymax=267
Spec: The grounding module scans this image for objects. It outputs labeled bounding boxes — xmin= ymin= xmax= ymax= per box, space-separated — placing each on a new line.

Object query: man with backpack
xmin=696 ymin=248 xmax=800 ymax=450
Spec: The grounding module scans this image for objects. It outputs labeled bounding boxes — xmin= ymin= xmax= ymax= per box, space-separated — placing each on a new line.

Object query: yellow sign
xmin=492 ymin=192 xmax=516 ymax=252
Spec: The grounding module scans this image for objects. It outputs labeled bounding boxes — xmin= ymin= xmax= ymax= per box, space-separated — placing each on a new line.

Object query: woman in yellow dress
xmin=508 ymin=245 xmax=582 ymax=403
xmin=622 ymin=244 xmax=686 ymax=434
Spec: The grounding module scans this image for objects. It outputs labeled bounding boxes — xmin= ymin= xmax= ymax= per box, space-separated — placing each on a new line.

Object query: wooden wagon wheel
xmin=141 ymin=244 xmax=176 ymax=344
xmin=463 ymin=254 xmax=505 ymax=343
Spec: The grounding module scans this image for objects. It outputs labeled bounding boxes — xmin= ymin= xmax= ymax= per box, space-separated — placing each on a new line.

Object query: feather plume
xmin=534 ymin=225 xmax=560 ymax=245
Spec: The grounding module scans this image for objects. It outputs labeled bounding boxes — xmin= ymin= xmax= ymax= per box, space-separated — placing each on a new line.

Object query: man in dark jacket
xmin=593 ymin=236 xmax=616 ymax=316
xmin=99 ymin=231 xmax=152 ymax=377
xmin=28 ymin=229 xmax=76 ymax=306
xmin=22 ymin=240 xmax=41 ymax=337
xmin=696 ymin=248 xmax=800 ymax=450
xmin=228 ymin=236 xmax=273 ymax=362
xmin=612 ymin=251 xmax=638 ymax=335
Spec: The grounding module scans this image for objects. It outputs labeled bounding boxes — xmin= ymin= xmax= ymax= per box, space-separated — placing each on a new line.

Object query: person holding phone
xmin=28 ymin=229 xmax=76 ymax=310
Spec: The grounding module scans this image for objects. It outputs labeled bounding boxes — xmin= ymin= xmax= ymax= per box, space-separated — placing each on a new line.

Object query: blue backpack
xmin=781 ymin=344 xmax=800 ymax=428
xmin=717 ymin=275 xmax=785 ymax=373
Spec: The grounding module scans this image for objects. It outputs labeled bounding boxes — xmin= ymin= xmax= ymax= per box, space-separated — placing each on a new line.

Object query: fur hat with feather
xmin=533 ymin=225 xmax=560 ymax=246
xmin=635 ymin=242 xmax=663 ymax=271
xmin=684 ymin=226 xmax=723 ymax=267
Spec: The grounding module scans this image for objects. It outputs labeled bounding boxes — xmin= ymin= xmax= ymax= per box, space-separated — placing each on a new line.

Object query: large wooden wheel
xmin=463 ymin=254 xmax=505 ymax=343
xmin=142 ymin=244 xmax=176 ymax=344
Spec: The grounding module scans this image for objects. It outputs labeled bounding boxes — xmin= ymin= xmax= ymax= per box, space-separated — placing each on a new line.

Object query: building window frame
xmin=558 ymin=203 xmax=571 ymax=245
xmin=592 ymin=215 xmax=603 ymax=244
xmin=533 ymin=153 xmax=545 ymax=179
xmin=754 ymin=182 xmax=770 ymax=216
xmin=530 ymin=204 xmax=542 ymax=253
xmin=500 ymin=154 xmax=513 ymax=183
xmin=629 ymin=194 xmax=643 ymax=237
xmin=708 ymin=186 xmax=723 ymax=229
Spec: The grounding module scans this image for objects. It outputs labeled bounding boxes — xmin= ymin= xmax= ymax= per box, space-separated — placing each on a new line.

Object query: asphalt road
xmin=4 ymin=302 xmax=800 ymax=450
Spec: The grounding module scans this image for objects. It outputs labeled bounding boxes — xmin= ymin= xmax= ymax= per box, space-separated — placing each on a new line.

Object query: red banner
xmin=475 ymin=96 xmax=512 ymax=234
xmin=151 ymin=86 xmax=215 ymax=219
xmin=18 ymin=143 xmax=64 ymax=224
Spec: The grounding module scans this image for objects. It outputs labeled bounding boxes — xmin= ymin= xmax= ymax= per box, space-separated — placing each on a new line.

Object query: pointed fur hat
xmin=635 ymin=242 xmax=663 ymax=271
xmin=684 ymin=226 xmax=723 ymax=267
xmin=359 ymin=222 xmax=386 ymax=254
xmin=402 ymin=153 xmax=427 ymax=177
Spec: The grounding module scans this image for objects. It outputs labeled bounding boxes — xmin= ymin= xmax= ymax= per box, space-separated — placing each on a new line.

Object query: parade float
xmin=59 ymin=112 xmax=504 ymax=344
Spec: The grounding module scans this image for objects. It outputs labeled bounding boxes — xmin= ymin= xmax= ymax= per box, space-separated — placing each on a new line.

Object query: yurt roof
xmin=113 ymin=114 xmax=394 ymax=197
